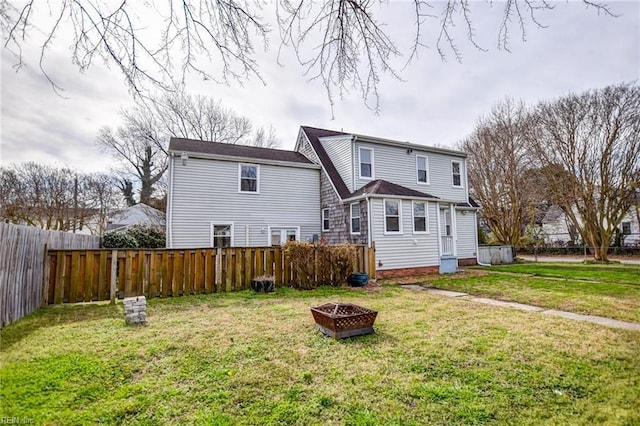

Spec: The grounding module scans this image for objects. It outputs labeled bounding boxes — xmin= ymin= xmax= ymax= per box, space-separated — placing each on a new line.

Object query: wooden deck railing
xmin=44 ymin=245 xmax=376 ymax=305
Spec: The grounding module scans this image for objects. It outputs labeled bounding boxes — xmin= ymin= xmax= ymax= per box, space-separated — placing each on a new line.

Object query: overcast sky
xmin=1 ymin=1 xmax=638 ymax=173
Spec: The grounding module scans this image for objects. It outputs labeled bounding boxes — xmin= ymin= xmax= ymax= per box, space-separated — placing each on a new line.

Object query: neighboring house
xmin=540 ymin=204 xmax=640 ymax=247
xmin=166 ymin=126 xmax=480 ymax=275
xmin=106 ymin=203 xmax=166 ymax=233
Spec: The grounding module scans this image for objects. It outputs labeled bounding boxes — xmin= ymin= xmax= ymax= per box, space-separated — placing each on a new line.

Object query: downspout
xmin=352 ymin=135 xmax=357 ymax=191
xmin=451 ymin=204 xmax=457 ymax=257
xmin=167 ymin=154 xmax=175 ymax=248
xmin=436 ymin=202 xmax=442 ymax=258
xmin=366 ymin=195 xmax=372 ymax=248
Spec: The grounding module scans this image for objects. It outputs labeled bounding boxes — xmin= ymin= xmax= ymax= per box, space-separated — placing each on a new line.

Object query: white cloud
xmin=1 ymin=1 xmax=638 ymax=170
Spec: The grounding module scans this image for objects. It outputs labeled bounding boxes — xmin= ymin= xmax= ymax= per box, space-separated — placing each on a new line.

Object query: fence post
xmin=110 ymin=250 xmax=118 ymax=304
xmin=41 ymin=243 xmax=50 ymax=306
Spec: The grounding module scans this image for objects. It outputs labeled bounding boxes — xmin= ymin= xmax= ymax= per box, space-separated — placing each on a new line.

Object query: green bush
xmin=125 ymin=224 xmax=165 ymax=248
xmin=102 ymin=231 xmax=138 ymax=249
xmin=101 ymin=224 xmax=165 ymax=249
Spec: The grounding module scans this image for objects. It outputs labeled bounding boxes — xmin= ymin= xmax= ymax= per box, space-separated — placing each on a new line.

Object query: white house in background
xmin=106 ymin=203 xmax=166 ymax=232
xmin=166 ymin=126 xmax=480 ymax=275
xmin=540 ymin=204 xmax=640 ymax=247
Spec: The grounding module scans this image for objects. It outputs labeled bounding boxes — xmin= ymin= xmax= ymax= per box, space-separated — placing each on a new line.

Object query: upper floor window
xmin=384 ymin=199 xmax=401 ymax=233
xmin=359 ymin=147 xmax=374 ymax=179
xmin=351 ymin=203 xmax=361 ymax=234
xmin=322 ymin=208 xmax=330 ymax=231
xmin=416 ymin=155 xmax=429 ymax=184
xmin=451 ymin=161 xmax=462 ymax=187
xmin=413 ymin=201 xmax=428 ymax=233
xmin=239 ymin=164 xmax=259 ymax=193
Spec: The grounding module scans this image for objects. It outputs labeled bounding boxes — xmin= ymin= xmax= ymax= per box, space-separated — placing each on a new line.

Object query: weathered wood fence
xmin=478 ymin=245 xmax=514 ymax=265
xmin=0 ymin=223 xmax=99 ymax=327
xmin=45 ymin=246 xmax=376 ymax=305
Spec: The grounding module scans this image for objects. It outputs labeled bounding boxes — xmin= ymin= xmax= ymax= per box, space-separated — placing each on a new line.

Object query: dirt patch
xmin=380 ymin=269 xmax=489 ymax=286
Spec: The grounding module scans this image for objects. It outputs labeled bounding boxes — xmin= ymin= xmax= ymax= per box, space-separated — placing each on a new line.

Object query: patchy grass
xmin=2 ymin=286 xmax=639 ymax=425
xmin=487 ymin=262 xmax=640 ymax=285
xmin=390 ymin=263 xmax=640 ymax=323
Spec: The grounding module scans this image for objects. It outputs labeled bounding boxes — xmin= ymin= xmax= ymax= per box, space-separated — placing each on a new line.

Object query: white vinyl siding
xmin=456 ymin=210 xmax=477 ymax=259
xmin=320 ymin=137 xmax=354 ymax=191
xmin=371 ymin=199 xmax=440 ymax=270
xmin=416 ymin=155 xmax=429 ymax=184
xmin=358 ymin=147 xmax=374 ymax=180
xmin=353 ymin=142 xmax=466 ymax=201
xmin=170 ymin=157 xmax=320 ymax=248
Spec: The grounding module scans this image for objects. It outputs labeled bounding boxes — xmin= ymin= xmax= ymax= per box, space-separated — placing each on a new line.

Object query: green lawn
xmin=487 ymin=262 xmax=640 ymax=285
xmin=2 ymin=286 xmax=639 ymax=425
xmin=397 ymin=263 xmax=640 ymax=323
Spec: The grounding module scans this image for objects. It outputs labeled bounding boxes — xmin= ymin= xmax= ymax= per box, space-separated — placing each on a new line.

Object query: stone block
xmin=123 ymin=296 xmax=147 ymax=325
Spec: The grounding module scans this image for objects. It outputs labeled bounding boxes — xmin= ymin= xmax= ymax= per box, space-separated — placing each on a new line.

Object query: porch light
xmin=181 ymin=152 xmax=188 ymax=165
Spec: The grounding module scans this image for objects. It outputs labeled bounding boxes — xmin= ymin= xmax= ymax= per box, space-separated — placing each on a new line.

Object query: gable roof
xmin=107 ymin=203 xmax=166 ymax=232
xmin=348 ymin=179 xmax=439 ymax=200
xmin=300 ymin=126 xmax=352 ymax=199
xmin=169 ymin=137 xmax=314 ymax=165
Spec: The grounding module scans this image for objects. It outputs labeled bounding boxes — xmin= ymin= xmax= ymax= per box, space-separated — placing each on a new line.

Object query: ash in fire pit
xmin=310 ymin=302 xmax=378 ymax=339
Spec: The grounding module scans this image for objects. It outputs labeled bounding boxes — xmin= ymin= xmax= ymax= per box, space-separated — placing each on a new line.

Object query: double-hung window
xmin=413 ymin=201 xmax=428 ymax=233
xmin=322 ymin=208 xmax=330 ymax=231
xmin=621 ymin=222 xmax=631 ymax=235
xmin=359 ymin=147 xmax=374 ymax=179
xmin=451 ymin=161 xmax=462 ymax=187
xmin=239 ymin=164 xmax=259 ymax=193
xmin=384 ymin=200 xmax=401 ymax=233
xmin=350 ymin=203 xmax=361 ymax=234
xmin=211 ymin=224 xmax=233 ymax=248
xmin=416 ymin=156 xmax=429 ymax=184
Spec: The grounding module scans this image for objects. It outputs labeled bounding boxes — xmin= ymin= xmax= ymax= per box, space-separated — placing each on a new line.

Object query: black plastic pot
xmin=348 ymin=273 xmax=369 ymax=287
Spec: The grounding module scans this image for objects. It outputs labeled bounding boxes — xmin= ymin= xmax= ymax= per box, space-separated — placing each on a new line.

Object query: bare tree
xmin=0 ymin=163 xmax=122 ymax=234
xmin=98 ymin=91 xmax=279 ymax=205
xmin=529 ymin=83 xmax=640 ymax=261
xmin=2 ymin=1 xmax=614 ymax=109
xmin=461 ymin=98 xmax=541 ymax=246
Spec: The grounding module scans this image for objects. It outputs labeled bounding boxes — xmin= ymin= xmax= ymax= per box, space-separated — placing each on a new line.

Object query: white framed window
xmin=416 ymin=156 xmax=429 ymax=184
xmin=239 ymin=163 xmax=260 ymax=193
xmin=322 ymin=208 xmax=330 ymax=231
xmin=350 ymin=203 xmax=361 ymax=234
xmin=268 ymin=227 xmax=299 ymax=246
xmin=384 ymin=199 xmax=402 ymax=234
xmin=359 ymin=147 xmax=374 ymax=179
xmin=451 ymin=160 xmax=462 ymax=188
xmin=621 ymin=222 xmax=631 ymax=235
xmin=211 ymin=223 xmax=234 ymax=248
xmin=413 ymin=201 xmax=428 ymax=234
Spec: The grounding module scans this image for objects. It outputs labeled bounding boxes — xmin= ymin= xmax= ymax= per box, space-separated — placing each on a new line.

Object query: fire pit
xmin=310 ymin=302 xmax=378 ymax=339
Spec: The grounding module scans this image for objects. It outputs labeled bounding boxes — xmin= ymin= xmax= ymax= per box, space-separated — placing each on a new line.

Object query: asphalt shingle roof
xmin=348 ymin=179 xmax=439 ymax=199
xmin=169 ymin=137 xmax=314 ymax=165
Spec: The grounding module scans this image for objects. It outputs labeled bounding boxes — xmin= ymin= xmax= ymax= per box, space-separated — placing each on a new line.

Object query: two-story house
xmin=166 ymin=126 xmax=479 ymax=276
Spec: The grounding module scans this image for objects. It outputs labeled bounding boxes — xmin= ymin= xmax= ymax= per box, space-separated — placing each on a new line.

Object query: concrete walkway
xmin=402 ymin=284 xmax=640 ymax=332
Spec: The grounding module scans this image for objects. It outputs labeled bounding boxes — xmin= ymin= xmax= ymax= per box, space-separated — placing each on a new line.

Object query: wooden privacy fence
xmin=45 ymin=246 xmax=376 ymax=304
xmin=0 ymin=222 xmax=100 ymax=327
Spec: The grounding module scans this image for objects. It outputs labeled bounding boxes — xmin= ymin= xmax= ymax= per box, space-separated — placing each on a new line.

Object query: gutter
xmin=166 ymin=150 xmax=321 ymax=170
xmin=167 ymin=154 xmax=175 ymax=248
